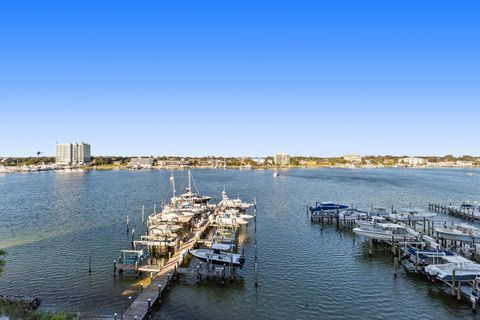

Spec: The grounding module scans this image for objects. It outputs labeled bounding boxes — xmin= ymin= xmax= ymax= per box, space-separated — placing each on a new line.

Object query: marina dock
xmin=122 ymin=221 xmax=210 ymax=320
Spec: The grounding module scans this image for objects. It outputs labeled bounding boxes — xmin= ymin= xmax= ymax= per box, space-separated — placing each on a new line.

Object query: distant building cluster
xmin=343 ymin=154 xmax=362 ymax=163
xmin=56 ymin=142 xmax=91 ymax=165
xmin=130 ymin=157 xmax=154 ymax=168
xmin=398 ymin=157 xmax=426 ymax=166
xmin=274 ymin=152 xmax=291 ymax=166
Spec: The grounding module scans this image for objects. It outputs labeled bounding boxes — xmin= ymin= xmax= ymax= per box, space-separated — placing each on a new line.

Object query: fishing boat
xmin=309 ymin=202 xmax=348 ymax=213
xmin=403 ymin=245 xmax=455 ymax=267
xmin=190 ymin=243 xmax=245 ymax=267
xmin=435 ymin=223 xmax=480 ymax=243
xmin=355 ymin=216 xmax=386 ymax=228
xmin=339 ymin=208 xmax=369 ymax=222
xmin=217 ymin=190 xmax=253 ymax=211
xmin=210 ymin=209 xmax=253 ymax=228
xmin=353 ymin=223 xmax=417 ymax=242
xmin=388 ymin=208 xmax=437 ymax=222
xmin=425 ymin=256 xmax=480 ymax=281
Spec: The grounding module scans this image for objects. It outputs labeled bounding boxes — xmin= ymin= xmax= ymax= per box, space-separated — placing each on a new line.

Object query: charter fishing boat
xmin=388 ymin=208 xmax=437 ymax=222
xmin=309 ymin=202 xmax=348 ymax=213
xmin=190 ymin=243 xmax=245 ymax=267
xmin=425 ymin=256 xmax=480 ymax=281
xmin=210 ymin=209 xmax=254 ymax=228
xmin=435 ymin=223 xmax=480 ymax=243
xmin=353 ymin=223 xmax=417 ymax=242
xmin=217 ymin=190 xmax=253 ymax=211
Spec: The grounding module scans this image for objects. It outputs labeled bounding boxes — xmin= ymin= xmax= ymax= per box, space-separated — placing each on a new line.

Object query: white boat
xmin=212 ymin=209 xmax=253 ymax=228
xmin=356 ymin=216 xmax=386 ymax=228
xmin=217 ymin=190 xmax=253 ymax=211
xmin=389 ymin=208 xmax=436 ymax=222
xmin=190 ymin=243 xmax=245 ymax=267
xmin=339 ymin=208 xmax=368 ymax=221
xmin=425 ymin=256 xmax=480 ymax=281
xmin=170 ymin=170 xmax=212 ymax=205
xmin=435 ymin=223 xmax=480 ymax=243
xmin=353 ymin=223 xmax=417 ymax=242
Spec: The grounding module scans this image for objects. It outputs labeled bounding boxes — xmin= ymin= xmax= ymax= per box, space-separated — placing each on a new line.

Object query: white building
xmin=398 ymin=157 xmax=426 ymax=166
xmin=343 ymin=154 xmax=362 ymax=163
xmin=274 ymin=153 xmax=290 ymax=166
xmin=56 ymin=142 xmax=91 ymax=165
xmin=130 ymin=157 xmax=154 ymax=168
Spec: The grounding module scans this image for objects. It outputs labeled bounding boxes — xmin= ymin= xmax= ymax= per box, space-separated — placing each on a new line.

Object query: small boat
xmin=425 ymin=256 xmax=480 ymax=281
xmin=403 ymin=245 xmax=455 ymax=266
xmin=190 ymin=243 xmax=245 ymax=267
xmin=217 ymin=190 xmax=253 ymax=211
xmin=309 ymin=202 xmax=348 ymax=213
xmin=435 ymin=223 xmax=480 ymax=243
xmin=353 ymin=223 xmax=417 ymax=242
xmin=273 ymin=171 xmax=280 ymax=177
xmin=369 ymin=207 xmax=389 ymax=217
xmin=389 ymin=208 xmax=436 ymax=222
xmin=339 ymin=208 xmax=369 ymax=222
xmin=356 ymin=216 xmax=386 ymax=228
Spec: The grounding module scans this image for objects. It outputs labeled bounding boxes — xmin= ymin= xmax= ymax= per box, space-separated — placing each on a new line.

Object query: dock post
xmin=140 ymin=284 xmax=143 ymax=293
xmin=148 ymin=298 xmax=151 ymax=313
xmin=457 ymin=281 xmax=461 ymax=301
xmin=141 ymin=205 xmax=145 ymax=224
xmin=158 ymin=284 xmax=162 ymax=298
xmin=369 ymin=239 xmax=373 ymax=255
xmin=254 ymin=262 xmax=258 ymax=288
xmin=415 ymin=251 xmax=419 ymax=272
xmin=452 ymin=270 xmax=456 ymax=296
xmin=114 ymin=313 xmax=117 ymax=320
xmin=391 ymin=236 xmax=395 ymax=256
xmin=89 ymin=254 xmax=92 ymax=273
xmin=393 ymin=256 xmax=397 ymax=278
xmin=113 ymin=260 xmax=116 ymax=277
xmin=423 ymin=217 xmax=426 ymax=233
xmin=128 ymin=296 xmax=132 ymax=306
xmin=126 ymin=215 xmax=129 ymax=233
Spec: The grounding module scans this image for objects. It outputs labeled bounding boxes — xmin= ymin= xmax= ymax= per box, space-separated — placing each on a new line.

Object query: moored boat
xmin=190 ymin=243 xmax=245 ymax=267
xmin=435 ymin=223 xmax=480 ymax=243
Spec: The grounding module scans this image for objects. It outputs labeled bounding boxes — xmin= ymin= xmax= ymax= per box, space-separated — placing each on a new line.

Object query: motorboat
xmin=210 ymin=209 xmax=253 ymax=228
xmin=425 ymin=256 xmax=480 ymax=281
xmin=353 ymin=223 xmax=417 ymax=242
xmin=217 ymin=190 xmax=253 ymax=211
xmin=403 ymin=245 xmax=455 ymax=266
xmin=369 ymin=207 xmax=389 ymax=217
xmin=309 ymin=202 xmax=348 ymax=214
xmin=356 ymin=216 xmax=386 ymax=228
xmin=190 ymin=243 xmax=245 ymax=267
xmin=339 ymin=208 xmax=369 ymax=222
xmin=435 ymin=223 xmax=480 ymax=243
xmin=389 ymin=208 xmax=437 ymax=222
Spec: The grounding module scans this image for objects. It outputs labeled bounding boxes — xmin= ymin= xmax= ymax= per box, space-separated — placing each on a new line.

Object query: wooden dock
xmin=121 ymin=222 xmax=210 ymax=320
xmin=428 ymin=202 xmax=480 ymax=221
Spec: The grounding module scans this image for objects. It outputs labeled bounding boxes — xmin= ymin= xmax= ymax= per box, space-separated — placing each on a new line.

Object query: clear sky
xmin=0 ymin=1 xmax=479 ymax=157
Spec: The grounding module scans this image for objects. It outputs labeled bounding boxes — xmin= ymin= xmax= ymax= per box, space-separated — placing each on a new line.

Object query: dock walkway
xmin=122 ymin=222 xmax=210 ymax=320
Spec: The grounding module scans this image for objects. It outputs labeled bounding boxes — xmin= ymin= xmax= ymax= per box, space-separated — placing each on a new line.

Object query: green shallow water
xmin=0 ymin=168 xmax=479 ymax=319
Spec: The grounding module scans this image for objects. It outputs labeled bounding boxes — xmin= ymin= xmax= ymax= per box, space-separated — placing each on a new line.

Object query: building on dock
xmin=55 ymin=142 xmax=91 ymax=165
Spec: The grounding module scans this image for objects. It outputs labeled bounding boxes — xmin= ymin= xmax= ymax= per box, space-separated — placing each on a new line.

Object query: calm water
xmin=0 ymin=168 xmax=479 ymax=319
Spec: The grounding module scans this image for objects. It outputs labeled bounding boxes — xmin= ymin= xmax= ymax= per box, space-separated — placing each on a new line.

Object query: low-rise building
xmin=274 ymin=153 xmax=290 ymax=166
xmin=130 ymin=157 xmax=154 ymax=168
xmin=343 ymin=154 xmax=362 ymax=163
xmin=398 ymin=157 xmax=426 ymax=166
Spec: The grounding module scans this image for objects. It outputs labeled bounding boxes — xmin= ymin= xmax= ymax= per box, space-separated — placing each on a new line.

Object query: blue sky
xmin=0 ymin=1 xmax=479 ymax=157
